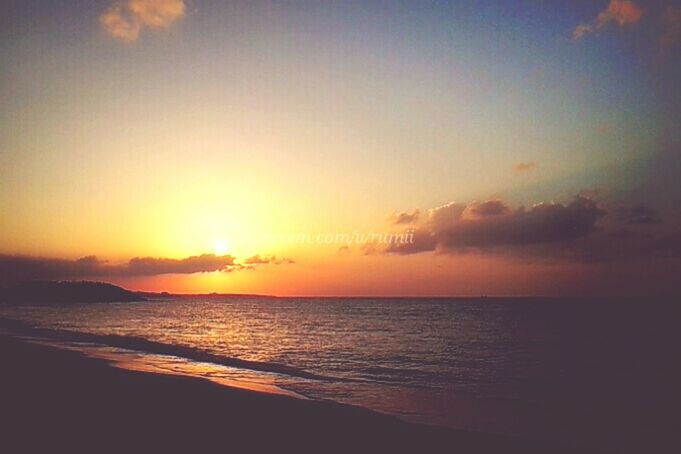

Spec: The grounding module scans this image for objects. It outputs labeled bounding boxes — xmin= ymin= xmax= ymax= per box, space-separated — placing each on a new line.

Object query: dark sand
xmin=0 ymin=334 xmax=564 ymax=453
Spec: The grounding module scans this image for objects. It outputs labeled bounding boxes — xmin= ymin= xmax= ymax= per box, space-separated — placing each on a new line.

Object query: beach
xmin=0 ymin=334 xmax=561 ymax=453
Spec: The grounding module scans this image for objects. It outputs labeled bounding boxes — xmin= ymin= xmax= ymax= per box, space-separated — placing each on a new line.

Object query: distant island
xmin=136 ymin=290 xmax=273 ymax=299
xmin=0 ymin=281 xmax=145 ymax=304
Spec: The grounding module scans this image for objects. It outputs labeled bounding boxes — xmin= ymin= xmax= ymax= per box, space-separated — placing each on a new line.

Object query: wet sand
xmin=0 ymin=334 xmax=562 ymax=453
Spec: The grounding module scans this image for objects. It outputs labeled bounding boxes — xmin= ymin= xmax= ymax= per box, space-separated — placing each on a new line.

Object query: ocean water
xmin=0 ymin=297 xmax=675 ymax=441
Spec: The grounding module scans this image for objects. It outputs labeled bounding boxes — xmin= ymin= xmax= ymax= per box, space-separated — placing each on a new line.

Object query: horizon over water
xmin=1 ymin=296 xmax=676 ymax=444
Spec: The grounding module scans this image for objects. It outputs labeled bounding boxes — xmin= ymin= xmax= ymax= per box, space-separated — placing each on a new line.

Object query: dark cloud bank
xmin=389 ymin=196 xmax=681 ymax=263
xmin=1 ymin=254 xmax=237 ymax=287
xmin=0 ymin=251 xmax=296 ymax=286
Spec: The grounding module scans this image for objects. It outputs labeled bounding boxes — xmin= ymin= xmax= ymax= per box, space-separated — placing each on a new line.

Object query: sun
xmin=212 ymin=239 xmax=230 ymax=256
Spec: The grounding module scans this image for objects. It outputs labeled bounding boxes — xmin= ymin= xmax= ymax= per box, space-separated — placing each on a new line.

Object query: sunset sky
xmin=2 ymin=0 xmax=680 ymax=295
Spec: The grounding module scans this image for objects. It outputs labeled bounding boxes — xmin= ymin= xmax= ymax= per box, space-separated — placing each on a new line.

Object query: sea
xmin=0 ymin=296 xmax=676 ymax=444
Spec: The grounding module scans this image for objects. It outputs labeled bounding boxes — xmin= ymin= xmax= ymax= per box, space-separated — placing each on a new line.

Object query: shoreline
xmin=0 ymin=333 xmax=561 ymax=453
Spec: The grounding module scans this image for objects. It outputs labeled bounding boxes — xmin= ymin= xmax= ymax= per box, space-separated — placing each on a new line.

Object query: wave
xmin=0 ymin=317 xmax=339 ymax=382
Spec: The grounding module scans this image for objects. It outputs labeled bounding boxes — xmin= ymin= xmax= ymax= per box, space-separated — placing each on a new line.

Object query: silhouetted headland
xmin=0 ymin=280 xmax=145 ymax=304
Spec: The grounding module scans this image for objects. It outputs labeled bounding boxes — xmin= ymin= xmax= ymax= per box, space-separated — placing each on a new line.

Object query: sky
xmin=1 ymin=0 xmax=680 ymax=296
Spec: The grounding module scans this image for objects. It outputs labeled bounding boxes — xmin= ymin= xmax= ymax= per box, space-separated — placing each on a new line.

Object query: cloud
xmin=463 ymin=200 xmax=511 ymax=219
xmin=99 ymin=4 xmax=142 ymax=42
xmin=514 ymin=162 xmax=536 ymax=173
xmin=129 ymin=0 xmax=186 ymax=28
xmin=573 ymin=0 xmax=644 ymax=41
xmin=392 ymin=209 xmax=420 ymax=224
xmin=125 ymin=254 xmax=236 ymax=275
xmin=388 ymin=196 xmax=607 ymax=254
xmin=243 ymin=255 xmax=295 ymax=265
xmin=386 ymin=196 xmax=681 ymax=263
xmin=244 ymin=255 xmax=270 ymax=265
xmin=100 ymin=0 xmax=185 ymax=43
xmin=429 ymin=202 xmax=467 ymax=228
xmin=0 ymin=253 xmax=237 ymax=286
xmin=384 ymin=230 xmax=437 ymax=255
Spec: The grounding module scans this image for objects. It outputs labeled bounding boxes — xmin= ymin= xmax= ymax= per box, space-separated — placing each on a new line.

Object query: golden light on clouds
xmin=573 ymin=0 xmax=643 ymax=41
xmin=100 ymin=0 xmax=185 ymax=42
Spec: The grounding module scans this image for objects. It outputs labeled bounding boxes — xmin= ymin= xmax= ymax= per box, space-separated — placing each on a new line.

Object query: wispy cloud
xmin=243 ymin=255 xmax=295 ymax=265
xmin=514 ymin=162 xmax=536 ymax=174
xmin=573 ymin=0 xmax=644 ymax=41
xmin=100 ymin=0 xmax=185 ymax=43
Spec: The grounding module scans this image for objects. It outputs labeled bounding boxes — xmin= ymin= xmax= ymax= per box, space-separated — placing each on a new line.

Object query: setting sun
xmin=212 ymin=240 xmax=230 ymax=256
